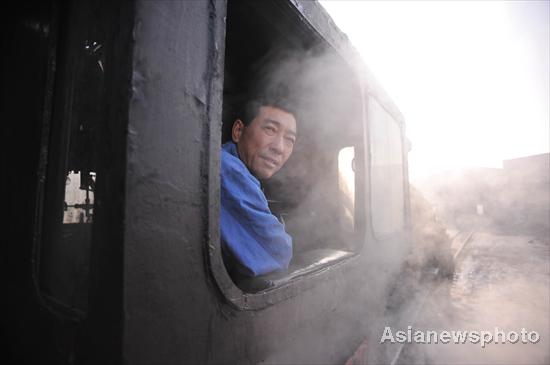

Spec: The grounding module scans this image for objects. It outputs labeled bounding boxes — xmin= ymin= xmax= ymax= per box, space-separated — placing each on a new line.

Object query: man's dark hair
xmin=240 ymin=90 xmax=298 ymax=126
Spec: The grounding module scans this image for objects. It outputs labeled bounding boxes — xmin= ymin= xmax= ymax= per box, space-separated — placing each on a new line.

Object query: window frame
xmin=208 ymin=107 xmax=367 ymax=310
xmin=206 ymin=0 xmax=369 ymax=310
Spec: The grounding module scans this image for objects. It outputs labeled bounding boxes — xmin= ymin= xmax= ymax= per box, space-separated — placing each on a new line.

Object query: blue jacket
xmin=220 ymin=142 xmax=292 ymax=276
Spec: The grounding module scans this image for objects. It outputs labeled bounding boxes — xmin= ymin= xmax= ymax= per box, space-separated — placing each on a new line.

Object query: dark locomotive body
xmin=3 ymin=1 xmax=411 ymax=364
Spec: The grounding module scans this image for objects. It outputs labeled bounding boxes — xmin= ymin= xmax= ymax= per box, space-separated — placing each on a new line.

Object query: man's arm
xmin=220 ymin=151 xmax=292 ymax=277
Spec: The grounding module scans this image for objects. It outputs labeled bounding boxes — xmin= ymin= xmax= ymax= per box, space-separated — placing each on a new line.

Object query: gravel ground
xmin=398 ymin=233 xmax=550 ymax=365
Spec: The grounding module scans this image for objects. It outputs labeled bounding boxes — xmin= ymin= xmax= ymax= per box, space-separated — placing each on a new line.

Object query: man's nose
xmin=269 ymin=134 xmax=285 ymax=155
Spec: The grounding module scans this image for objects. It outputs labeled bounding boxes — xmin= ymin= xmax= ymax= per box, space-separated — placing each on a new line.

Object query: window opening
xmin=219 ymin=0 xmax=364 ymax=293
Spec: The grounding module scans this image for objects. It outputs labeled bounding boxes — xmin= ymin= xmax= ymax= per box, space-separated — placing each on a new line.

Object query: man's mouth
xmin=261 ymin=156 xmax=279 ymax=168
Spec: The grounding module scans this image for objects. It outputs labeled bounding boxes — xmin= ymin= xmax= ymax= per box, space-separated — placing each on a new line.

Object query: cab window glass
xmin=39 ymin=0 xmax=108 ymax=313
xmin=369 ymin=98 xmax=405 ymax=236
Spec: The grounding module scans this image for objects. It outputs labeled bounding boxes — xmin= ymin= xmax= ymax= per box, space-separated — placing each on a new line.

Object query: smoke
xmin=232 ymin=46 xmax=365 ymax=254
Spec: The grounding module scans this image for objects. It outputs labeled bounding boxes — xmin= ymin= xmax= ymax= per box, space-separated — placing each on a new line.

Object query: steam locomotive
xmin=3 ymin=0 xmax=411 ymax=363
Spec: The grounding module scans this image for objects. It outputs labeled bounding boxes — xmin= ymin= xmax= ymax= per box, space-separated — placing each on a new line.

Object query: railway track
xmin=389 ymin=230 xmax=474 ymax=365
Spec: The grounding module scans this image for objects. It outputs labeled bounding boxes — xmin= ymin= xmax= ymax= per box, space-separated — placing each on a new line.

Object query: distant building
xmin=498 ymin=153 xmax=550 ymax=236
xmin=415 ymin=153 xmax=549 ymax=237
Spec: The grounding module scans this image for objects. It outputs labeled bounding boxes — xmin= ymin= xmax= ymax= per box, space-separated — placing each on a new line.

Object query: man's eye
xmin=285 ymin=137 xmax=295 ymax=146
xmin=264 ymin=126 xmax=276 ymax=134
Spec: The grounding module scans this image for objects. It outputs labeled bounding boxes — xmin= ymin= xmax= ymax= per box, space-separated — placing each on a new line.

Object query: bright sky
xmin=320 ymin=0 xmax=549 ymax=181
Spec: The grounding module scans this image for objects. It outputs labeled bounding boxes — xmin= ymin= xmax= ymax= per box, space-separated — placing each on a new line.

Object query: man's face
xmin=232 ymin=105 xmax=297 ymax=180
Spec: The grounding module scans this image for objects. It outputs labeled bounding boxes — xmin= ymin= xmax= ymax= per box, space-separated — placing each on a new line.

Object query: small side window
xmin=338 ymin=146 xmax=356 ymax=234
xmin=63 ymin=171 xmax=95 ymax=224
xmin=369 ymin=98 xmax=405 ymax=237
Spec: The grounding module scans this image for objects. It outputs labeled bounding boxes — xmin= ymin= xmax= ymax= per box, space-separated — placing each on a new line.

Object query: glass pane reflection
xmin=338 ymin=146 xmax=355 ymax=232
xmin=63 ymin=171 xmax=95 ymax=224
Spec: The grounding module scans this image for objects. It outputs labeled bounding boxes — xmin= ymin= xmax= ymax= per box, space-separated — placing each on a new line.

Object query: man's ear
xmin=231 ymin=119 xmax=245 ymax=143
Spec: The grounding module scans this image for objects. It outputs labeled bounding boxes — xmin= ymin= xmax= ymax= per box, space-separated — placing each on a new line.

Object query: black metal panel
xmin=2 ymin=2 xmax=59 ymax=363
xmin=3 ymin=1 xmax=134 ymax=364
xmin=123 ymin=1 xmax=227 ymax=363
